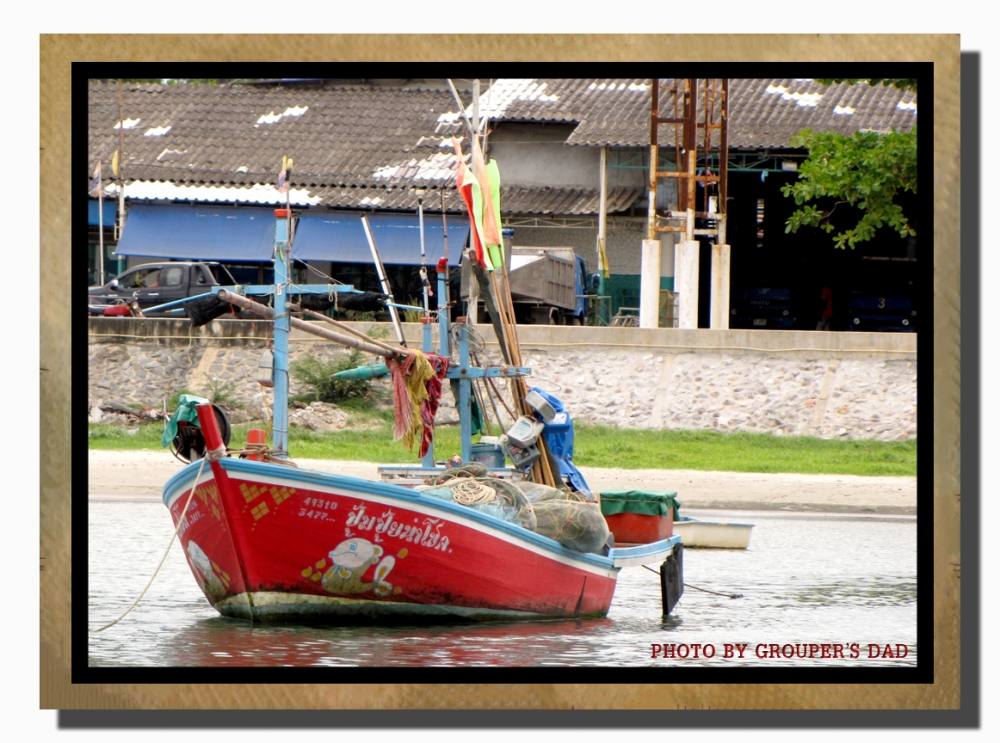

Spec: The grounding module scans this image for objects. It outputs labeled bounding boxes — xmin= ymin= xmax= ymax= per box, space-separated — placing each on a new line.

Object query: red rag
xmin=388 ymin=354 xmax=417 ymax=441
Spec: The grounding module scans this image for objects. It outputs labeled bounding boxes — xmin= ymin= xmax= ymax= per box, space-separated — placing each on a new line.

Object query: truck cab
xmin=88 ymin=262 xmax=236 ymax=311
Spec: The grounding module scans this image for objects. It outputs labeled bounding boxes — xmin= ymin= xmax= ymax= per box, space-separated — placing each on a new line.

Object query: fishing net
xmin=187 ymin=295 xmax=233 ymax=327
xmin=417 ymin=466 xmax=609 ymax=553
xmin=336 ymin=291 xmax=389 ymax=312
xmin=518 ymin=481 xmax=593 ymax=504
xmin=531 ymin=499 xmax=610 ymax=554
xmin=422 ymin=462 xmax=489 ymax=486
xmin=419 ymin=473 xmax=537 ymax=531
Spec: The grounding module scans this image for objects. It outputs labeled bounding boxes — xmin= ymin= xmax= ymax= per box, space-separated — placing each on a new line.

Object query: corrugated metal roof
xmin=89 ymin=79 xmax=916 ymax=216
xmin=89 ymin=81 xmax=457 ymax=189
xmin=473 ymin=78 xmax=916 ymax=148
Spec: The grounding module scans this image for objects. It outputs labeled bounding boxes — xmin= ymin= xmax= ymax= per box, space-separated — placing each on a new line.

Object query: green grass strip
xmin=88 ymin=422 xmax=915 ymax=477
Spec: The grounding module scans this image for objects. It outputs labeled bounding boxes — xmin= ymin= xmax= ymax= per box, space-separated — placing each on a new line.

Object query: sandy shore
xmin=88 ymin=450 xmax=916 ymax=514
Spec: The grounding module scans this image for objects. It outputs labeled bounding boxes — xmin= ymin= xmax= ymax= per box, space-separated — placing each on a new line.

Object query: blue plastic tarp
xmin=115 ymin=204 xmax=277 ymax=262
xmin=293 ymin=212 xmax=468 ymax=266
xmin=88 ymin=199 xmax=116 ymax=227
xmin=529 ymin=387 xmax=592 ymax=497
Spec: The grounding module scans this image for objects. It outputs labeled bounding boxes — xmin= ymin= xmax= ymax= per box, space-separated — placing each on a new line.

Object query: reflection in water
xmin=89 ymin=502 xmax=917 ymax=667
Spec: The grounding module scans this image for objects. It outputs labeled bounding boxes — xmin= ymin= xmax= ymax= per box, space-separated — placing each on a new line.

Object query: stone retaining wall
xmin=88 ymin=319 xmax=916 ymax=440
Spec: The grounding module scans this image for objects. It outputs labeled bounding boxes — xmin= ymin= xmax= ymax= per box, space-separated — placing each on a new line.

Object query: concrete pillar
xmin=676 ymin=240 xmax=700 ymax=329
xmin=710 ymin=243 xmax=731 ymax=329
xmin=640 ymin=239 xmax=661 ymax=328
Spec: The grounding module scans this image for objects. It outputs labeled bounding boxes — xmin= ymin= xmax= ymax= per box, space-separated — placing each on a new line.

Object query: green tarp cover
xmin=599 ymin=490 xmax=680 ymax=518
xmin=161 ymin=394 xmax=210 ymax=447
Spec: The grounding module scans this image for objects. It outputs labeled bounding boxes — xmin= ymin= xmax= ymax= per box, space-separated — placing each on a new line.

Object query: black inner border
xmin=72 ymin=60 xmax=936 ymax=689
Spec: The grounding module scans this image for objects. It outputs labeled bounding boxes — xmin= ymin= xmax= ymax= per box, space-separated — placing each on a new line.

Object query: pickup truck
xmin=88 ymin=262 xmax=237 ymax=315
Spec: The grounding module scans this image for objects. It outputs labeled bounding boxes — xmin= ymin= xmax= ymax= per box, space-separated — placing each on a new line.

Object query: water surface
xmin=88 ymin=502 xmax=916 ymax=668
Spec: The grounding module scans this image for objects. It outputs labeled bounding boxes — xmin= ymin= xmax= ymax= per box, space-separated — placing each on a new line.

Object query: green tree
xmin=781 ymin=128 xmax=917 ymax=249
xmin=815 ymin=79 xmax=915 ymax=91
xmin=781 ymin=79 xmax=917 ymax=249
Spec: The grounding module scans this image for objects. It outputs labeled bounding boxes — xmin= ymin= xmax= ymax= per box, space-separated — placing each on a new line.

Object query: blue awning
xmin=293 ymin=212 xmax=468 ymax=266
xmin=88 ymin=199 xmax=116 ymax=227
xmin=115 ymin=204 xmax=277 ymax=262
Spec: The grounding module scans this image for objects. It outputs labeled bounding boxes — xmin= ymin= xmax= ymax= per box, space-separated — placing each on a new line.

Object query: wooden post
xmin=598 ymin=145 xmax=608 ymax=273
xmin=468 ymin=262 xmax=480 ymax=324
xmin=115 ymin=81 xmax=127 ymax=274
xmin=97 ymin=173 xmax=105 ymax=286
xmin=596 ymin=146 xmax=610 ymax=325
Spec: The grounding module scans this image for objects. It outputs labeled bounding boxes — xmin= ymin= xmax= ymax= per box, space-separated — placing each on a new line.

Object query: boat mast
xmin=272 ymin=208 xmax=291 ymax=457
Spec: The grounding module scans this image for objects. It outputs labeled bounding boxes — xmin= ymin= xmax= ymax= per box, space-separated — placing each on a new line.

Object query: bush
xmin=166 ymin=389 xmax=197 ymax=411
xmin=291 ymin=351 xmax=373 ymax=403
xmin=166 ymin=380 xmax=242 ymax=412
xmin=206 ymin=379 xmax=243 ymax=410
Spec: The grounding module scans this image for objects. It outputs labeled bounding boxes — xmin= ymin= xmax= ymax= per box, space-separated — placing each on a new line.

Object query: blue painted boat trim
xmin=163 ymin=457 xmax=616 ymax=571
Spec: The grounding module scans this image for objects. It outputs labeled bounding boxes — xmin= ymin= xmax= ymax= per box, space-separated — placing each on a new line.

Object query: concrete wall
xmin=511 ymin=221 xmax=675 ymax=277
xmin=488 ymin=125 xmax=645 ymax=190
xmin=88 ymin=318 xmax=916 ymax=441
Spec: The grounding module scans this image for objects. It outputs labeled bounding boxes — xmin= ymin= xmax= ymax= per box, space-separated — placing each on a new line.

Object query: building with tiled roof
xmin=87 ymin=78 xmax=918 ymax=330
xmin=88 ymin=78 xmax=915 ymax=212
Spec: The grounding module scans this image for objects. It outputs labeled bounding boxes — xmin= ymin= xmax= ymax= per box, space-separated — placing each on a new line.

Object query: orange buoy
xmin=246 ymin=428 xmax=267 ymax=460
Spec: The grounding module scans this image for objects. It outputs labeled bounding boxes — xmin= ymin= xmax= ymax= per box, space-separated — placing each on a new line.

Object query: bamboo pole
xmin=487 ymin=266 xmax=558 ymax=487
xmin=218 ymin=291 xmax=406 ymax=360
xmin=298 ymin=307 xmax=406 ymax=357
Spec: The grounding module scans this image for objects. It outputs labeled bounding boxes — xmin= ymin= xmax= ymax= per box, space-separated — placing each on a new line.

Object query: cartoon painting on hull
xmin=185 ymin=540 xmax=229 ymax=601
xmin=314 ymin=537 xmax=403 ymax=597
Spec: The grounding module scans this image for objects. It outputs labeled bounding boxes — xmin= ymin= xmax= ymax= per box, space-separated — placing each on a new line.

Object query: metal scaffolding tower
xmin=642 ymin=79 xmax=731 ymax=329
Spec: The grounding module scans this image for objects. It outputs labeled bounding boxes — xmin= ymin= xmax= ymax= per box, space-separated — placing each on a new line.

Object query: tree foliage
xmin=781 ymin=128 xmax=917 ymax=249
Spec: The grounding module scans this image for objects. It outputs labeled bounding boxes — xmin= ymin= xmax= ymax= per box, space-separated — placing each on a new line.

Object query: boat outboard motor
xmin=172 ymin=404 xmax=232 ymax=462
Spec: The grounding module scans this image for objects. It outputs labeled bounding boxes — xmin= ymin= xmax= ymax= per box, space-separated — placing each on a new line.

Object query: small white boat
xmin=674 ymin=516 xmax=754 ymax=549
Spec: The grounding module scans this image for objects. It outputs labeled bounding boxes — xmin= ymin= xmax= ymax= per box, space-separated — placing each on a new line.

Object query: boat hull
xmin=163 ymin=457 xmax=620 ymax=622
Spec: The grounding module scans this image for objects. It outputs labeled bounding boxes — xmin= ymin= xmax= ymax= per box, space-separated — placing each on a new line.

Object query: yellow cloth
xmin=391 ymin=350 xmax=436 ymax=451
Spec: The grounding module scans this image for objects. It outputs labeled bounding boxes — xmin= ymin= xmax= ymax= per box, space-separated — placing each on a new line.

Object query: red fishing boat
xmin=163 ymin=405 xmax=677 ymax=621
xmin=160 ymin=159 xmax=683 ymax=623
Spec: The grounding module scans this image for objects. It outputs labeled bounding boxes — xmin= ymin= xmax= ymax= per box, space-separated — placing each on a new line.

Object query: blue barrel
xmin=469 ymin=443 xmax=505 ymax=468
